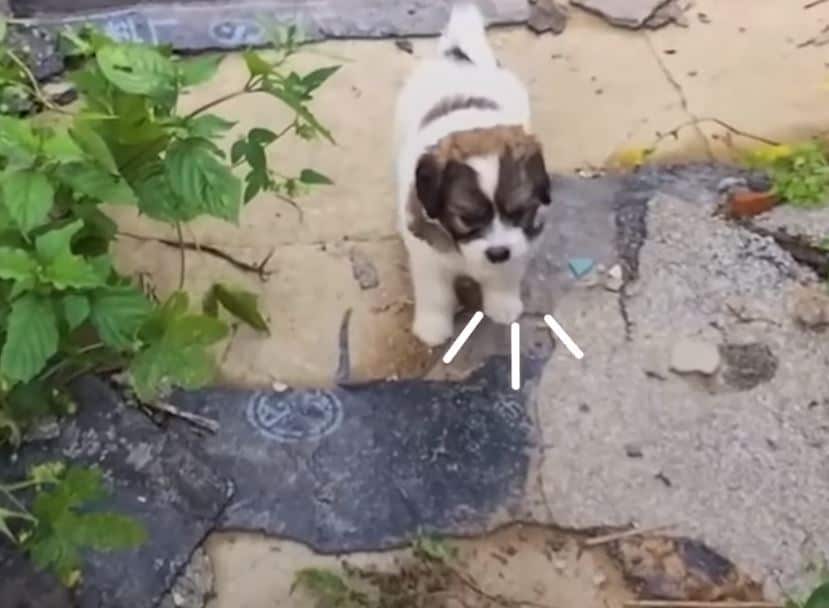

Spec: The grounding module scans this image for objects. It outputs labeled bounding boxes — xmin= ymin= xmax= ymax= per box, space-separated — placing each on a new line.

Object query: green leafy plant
xmin=0 ymin=23 xmax=337 ymax=444
xmin=747 ymin=142 xmax=829 ymax=207
xmin=1 ymin=461 xmax=146 ymax=587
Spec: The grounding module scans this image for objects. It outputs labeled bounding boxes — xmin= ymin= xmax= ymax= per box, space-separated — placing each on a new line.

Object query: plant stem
xmin=175 ymin=222 xmax=186 ymax=289
xmin=185 ymin=88 xmax=249 ymax=119
xmin=40 ymin=343 xmax=107 ymax=381
xmin=5 ymin=50 xmax=74 ymax=115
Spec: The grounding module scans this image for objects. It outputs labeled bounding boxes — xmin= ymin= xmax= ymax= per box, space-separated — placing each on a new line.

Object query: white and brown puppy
xmin=394 ymin=2 xmax=551 ymax=347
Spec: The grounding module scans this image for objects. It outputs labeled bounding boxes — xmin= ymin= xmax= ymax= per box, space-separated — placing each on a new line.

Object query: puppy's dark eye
xmin=504 ymin=206 xmax=534 ymax=225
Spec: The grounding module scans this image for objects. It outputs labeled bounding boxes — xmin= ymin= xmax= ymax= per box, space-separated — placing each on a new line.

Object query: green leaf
xmin=96 ymin=44 xmax=177 ymax=97
xmin=0 ymin=17 xmax=7 ymax=43
xmin=805 ymin=583 xmax=829 ymax=608
xmin=244 ymin=140 xmax=266 ymax=174
xmin=130 ymin=292 xmax=227 ymax=400
xmin=2 ymin=169 xmax=55 ymax=233
xmin=35 ymin=220 xmax=84 ymax=262
xmin=299 ymin=168 xmax=333 ymax=185
xmin=42 ymin=132 xmax=86 ymax=164
xmin=249 ymin=128 xmax=277 ymax=145
xmin=41 ymin=252 xmax=105 ymax=290
xmin=166 ymin=315 xmax=229 ymax=347
xmin=243 ymin=51 xmax=272 ymax=76
xmin=178 ymin=54 xmax=224 ymax=87
xmin=263 ymin=82 xmax=335 ymax=144
xmin=133 ymin=163 xmax=199 ymax=223
xmin=72 ymin=203 xmax=119 ymax=256
xmin=26 ymin=465 xmax=146 ymax=586
xmin=230 ymin=139 xmax=248 ymax=165
xmin=0 ymin=294 xmax=59 ymax=383
xmin=206 ymin=284 xmax=269 ymax=332
xmin=164 ymin=138 xmax=242 ymax=222
xmin=56 ymin=163 xmax=136 ymax=205
xmin=129 ymin=342 xmax=217 ymax=401
xmin=413 ymin=535 xmax=457 ymax=562
xmin=186 ymin=114 xmax=236 ymax=140
xmin=72 ymin=512 xmax=147 ymax=549
xmin=0 ymin=247 xmax=37 ymax=281
xmin=62 ymin=294 xmax=90 ymax=330
xmin=90 ymin=286 xmax=152 ymax=350
xmin=243 ymin=169 xmax=268 ymax=203
xmin=0 ymin=116 xmax=39 ymax=166
xmin=69 ymin=124 xmax=118 ymax=173
xmin=301 ymin=65 xmax=340 ymax=93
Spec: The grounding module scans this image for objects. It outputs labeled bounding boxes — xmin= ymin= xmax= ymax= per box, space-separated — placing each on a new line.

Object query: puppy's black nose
xmin=485 ymin=246 xmax=511 ymax=263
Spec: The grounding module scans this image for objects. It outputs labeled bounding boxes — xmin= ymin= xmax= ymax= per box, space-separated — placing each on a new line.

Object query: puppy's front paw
xmin=413 ymin=312 xmax=454 ymax=347
xmin=484 ymin=292 xmax=523 ymax=325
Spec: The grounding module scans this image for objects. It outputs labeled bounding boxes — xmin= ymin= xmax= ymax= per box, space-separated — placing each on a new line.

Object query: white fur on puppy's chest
xmin=393 ymin=2 xmax=543 ymax=345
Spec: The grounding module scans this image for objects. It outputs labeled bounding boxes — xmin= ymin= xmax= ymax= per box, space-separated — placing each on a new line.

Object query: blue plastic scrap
xmin=568 ymin=257 xmax=595 ymax=278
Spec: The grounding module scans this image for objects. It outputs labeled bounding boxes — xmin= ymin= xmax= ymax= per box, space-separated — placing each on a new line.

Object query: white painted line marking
xmin=442 ymin=311 xmax=484 ymax=364
xmin=544 ymin=314 xmax=585 ymax=360
xmin=510 ymin=322 xmax=521 ymax=391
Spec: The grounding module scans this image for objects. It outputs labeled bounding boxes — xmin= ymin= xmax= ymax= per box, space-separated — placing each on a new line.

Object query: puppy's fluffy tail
xmin=438 ymin=2 xmax=497 ymax=68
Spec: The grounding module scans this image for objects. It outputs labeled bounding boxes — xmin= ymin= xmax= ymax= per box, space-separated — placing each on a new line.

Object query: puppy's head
xmin=412 ymin=128 xmax=551 ymax=267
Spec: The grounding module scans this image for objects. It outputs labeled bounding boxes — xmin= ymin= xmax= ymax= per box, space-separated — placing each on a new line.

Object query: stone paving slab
xmin=0 ymin=377 xmax=234 ymax=608
xmin=170 ymin=354 xmax=540 ymax=552
xmin=9 ymin=0 xmax=529 ymax=50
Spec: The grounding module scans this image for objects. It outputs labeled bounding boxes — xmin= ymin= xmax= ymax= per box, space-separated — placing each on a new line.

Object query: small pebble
xmin=394 ymin=39 xmax=414 ymax=54
xmin=716 ymin=176 xmax=747 ymax=194
xmin=271 ymin=381 xmax=289 ymax=392
xmin=792 ymin=285 xmax=829 ymax=329
xmin=670 ymin=338 xmax=721 ymax=375
xmin=624 ymin=443 xmax=643 ymax=458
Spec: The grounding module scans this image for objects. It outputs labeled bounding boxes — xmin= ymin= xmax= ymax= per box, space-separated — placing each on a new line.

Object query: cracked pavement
xmin=39 ymin=0 xmax=829 ymax=604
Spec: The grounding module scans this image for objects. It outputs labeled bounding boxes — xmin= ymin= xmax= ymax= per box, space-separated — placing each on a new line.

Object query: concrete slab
xmin=9 ymin=0 xmax=530 ymax=49
xmin=169 ymin=355 xmax=539 ymax=553
xmin=534 ymin=193 xmax=829 ymax=599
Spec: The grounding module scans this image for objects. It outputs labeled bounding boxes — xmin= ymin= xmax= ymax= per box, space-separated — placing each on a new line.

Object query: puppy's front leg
xmin=410 ymin=257 xmax=456 ymax=347
xmin=481 ymin=269 xmax=523 ymax=325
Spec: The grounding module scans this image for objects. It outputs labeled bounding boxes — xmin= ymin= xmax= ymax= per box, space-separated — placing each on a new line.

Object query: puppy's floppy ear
xmin=525 ymin=149 xmax=552 ymax=205
xmin=415 ymin=153 xmax=444 ymax=219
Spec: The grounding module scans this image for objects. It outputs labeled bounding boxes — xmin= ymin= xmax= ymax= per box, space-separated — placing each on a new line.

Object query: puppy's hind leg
xmin=409 ymin=254 xmax=456 ymax=347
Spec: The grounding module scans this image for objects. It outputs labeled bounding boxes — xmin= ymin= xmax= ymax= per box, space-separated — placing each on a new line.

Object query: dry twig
xmin=625 ymin=602 xmax=783 ymax=608
xmin=119 ymin=231 xmax=275 ymax=280
xmin=584 ymin=524 xmax=677 ymax=547
xmin=144 ymin=400 xmax=219 ymax=434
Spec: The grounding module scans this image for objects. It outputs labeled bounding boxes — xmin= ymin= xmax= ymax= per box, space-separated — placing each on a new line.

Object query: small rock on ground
xmin=158 ymin=548 xmax=214 ymax=608
xmin=670 ymin=338 xmax=721 ymax=376
xmin=349 ymin=247 xmax=380 ymax=290
xmin=792 ymin=285 xmax=829 ymax=329
xmin=570 ymin=0 xmax=668 ymax=28
xmin=528 ymin=0 xmax=569 ymax=34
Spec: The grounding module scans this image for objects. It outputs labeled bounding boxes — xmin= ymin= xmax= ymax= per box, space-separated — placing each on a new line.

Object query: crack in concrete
xmin=617 ymin=286 xmax=634 ymax=341
xmin=644 ymin=33 xmax=715 ymax=159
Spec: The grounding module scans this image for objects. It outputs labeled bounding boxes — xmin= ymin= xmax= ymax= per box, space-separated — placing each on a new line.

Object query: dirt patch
xmin=207 ymin=524 xmax=634 ymax=608
xmin=205 ymin=523 xmax=767 ymax=607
